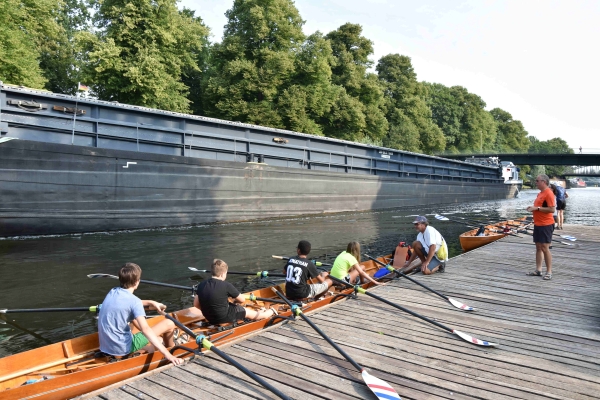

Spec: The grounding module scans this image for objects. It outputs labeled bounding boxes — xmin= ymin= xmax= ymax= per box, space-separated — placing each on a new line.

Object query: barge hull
xmin=0 ymin=139 xmax=514 ymax=237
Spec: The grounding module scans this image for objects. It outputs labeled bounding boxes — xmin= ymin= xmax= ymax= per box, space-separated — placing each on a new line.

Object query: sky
xmin=179 ymin=0 xmax=600 ymax=152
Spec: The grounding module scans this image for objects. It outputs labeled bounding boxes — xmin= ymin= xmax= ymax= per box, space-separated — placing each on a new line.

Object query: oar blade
xmin=559 ymin=235 xmax=576 ymax=241
xmin=453 ymin=330 xmax=498 ymax=347
xmin=434 ymin=214 xmax=449 ymax=221
xmin=559 ymin=241 xmax=579 ymax=247
xmin=87 ymin=273 xmax=118 ymax=279
xmin=188 ymin=267 xmax=208 ymax=272
xmin=362 ymin=370 xmax=401 ymax=400
xmin=447 ymin=297 xmax=475 ymax=311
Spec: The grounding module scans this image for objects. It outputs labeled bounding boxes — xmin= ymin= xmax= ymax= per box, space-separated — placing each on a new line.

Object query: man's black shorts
xmin=557 ymin=199 xmax=566 ymax=210
xmin=533 ymin=224 xmax=554 ymax=244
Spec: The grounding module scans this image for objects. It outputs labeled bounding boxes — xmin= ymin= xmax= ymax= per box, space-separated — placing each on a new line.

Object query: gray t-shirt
xmin=98 ymin=287 xmax=146 ymax=356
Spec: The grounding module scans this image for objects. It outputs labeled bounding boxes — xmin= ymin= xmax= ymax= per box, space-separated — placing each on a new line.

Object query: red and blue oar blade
xmin=447 ymin=297 xmax=475 ymax=311
xmin=453 ymin=330 xmax=498 ymax=347
xmin=362 ymin=370 xmax=401 ymax=400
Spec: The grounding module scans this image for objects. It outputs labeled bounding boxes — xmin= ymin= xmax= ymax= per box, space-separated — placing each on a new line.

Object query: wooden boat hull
xmin=459 ymin=218 xmax=528 ymax=252
xmin=0 ymin=251 xmax=404 ymax=399
xmin=459 ymin=230 xmax=506 ymax=252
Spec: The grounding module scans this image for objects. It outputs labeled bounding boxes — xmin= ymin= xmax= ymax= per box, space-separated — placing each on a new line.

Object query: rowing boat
xmin=459 ymin=218 xmax=528 ymax=252
xmin=0 ymin=250 xmax=405 ymax=399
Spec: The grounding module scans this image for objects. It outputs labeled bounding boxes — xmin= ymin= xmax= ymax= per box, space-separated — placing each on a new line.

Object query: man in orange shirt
xmin=526 ymin=174 xmax=556 ymax=280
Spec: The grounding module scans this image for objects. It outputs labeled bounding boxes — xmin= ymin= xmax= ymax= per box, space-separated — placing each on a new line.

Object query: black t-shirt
xmin=195 ymin=278 xmax=241 ymax=324
xmin=284 ymin=257 xmax=319 ymax=299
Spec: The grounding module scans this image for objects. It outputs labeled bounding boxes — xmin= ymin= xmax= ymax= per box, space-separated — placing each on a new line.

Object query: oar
xmin=272 ymin=255 xmax=332 ymax=267
xmin=364 ymin=255 xmax=474 ymax=311
xmin=328 ymin=275 xmax=498 ymax=347
xmin=514 ymin=229 xmax=580 ymax=247
xmin=0 ymin=306 xmax=99 ymax=314
xmin=273 ymin=288 xmax=401 ymax=400
xmin=87 ymin=273 xmax=195 ymax=292
xmin=160 ymin=312 xmax=290 ymax=400
xmin=188 ymin=267 xmax=285 ymax=278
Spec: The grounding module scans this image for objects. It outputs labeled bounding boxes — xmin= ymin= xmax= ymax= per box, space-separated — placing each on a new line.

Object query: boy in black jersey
xmin=194 ymin=259 xmax=276 ymax=325
xmin=284 ymin=240 xmax=332 ymax=300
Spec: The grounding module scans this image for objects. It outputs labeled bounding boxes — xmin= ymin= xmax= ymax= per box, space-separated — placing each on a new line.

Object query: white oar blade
xmin=362 ymin=370 xmax=401 ymax=400
xmin=188 ymin=267 xmax=200 ymax=272
xmin=560 ymin=235 xmax=576 ymax=241
xmin=87 ymin=273 xmax=118 ymax=279
xmin=434 ymin=214 xmax=449 ymax=221
xmin=447 ymin=297 xmax=475 ymax=311
xmin=559 ymin=241 xmax=578 ymax=247
xmin=453 ymin=330 xmax=498 ymax=347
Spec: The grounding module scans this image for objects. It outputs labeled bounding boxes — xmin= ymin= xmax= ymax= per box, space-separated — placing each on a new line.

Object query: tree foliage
xmin=425 ymin=83 xmax=497 ymax=153
xmin=202 ymin=0 xmax=306 ymax=127
xmin=490 ymin=108 xmax=530 ymax=152
xmin=78 ymin=0 xmax=209 ymax=112
xmin=528 ymin=137 xmax=573 ymax=177
xmin=324 ymin=24 xmax=387 ymax=143
xmin=0 ymin=0 xmax=63 ymax=88
xmin=40 ymin=0 xmax=90 ymax=94
xmin=377 ymin=55 xmax=444 ymax=153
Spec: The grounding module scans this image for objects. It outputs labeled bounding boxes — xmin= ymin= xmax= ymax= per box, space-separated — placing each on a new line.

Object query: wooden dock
xmin=84 ymin=224 xmax=600 ymax=399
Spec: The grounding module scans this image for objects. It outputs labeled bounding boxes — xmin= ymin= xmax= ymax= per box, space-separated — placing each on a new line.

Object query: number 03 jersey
xmin=284 ymin=256 xmax=320 ymax=299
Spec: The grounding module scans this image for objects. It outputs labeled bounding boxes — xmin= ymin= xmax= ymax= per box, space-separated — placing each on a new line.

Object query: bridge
xmin=441 ymin=153 xmax=600 ymax=166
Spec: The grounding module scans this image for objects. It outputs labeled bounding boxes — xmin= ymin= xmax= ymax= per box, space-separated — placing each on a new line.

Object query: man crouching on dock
xmin=194 ymin=259 xmax=277 ymax=325
xmin=98 ymin=263 xmax=183 ymax=365
xmin=403 ymin=216 xmax=448 ymax=275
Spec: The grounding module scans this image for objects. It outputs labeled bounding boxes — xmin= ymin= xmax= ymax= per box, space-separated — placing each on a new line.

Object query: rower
xmin=97 ymin=263 xmax=183 ymax=365
xmin=283 ymin=240 xmax=332 ymax=301
xmin=194 ymin=259 xmax=277 ymax=326
xmin=329 ymin=241 xmax=382 ymax=286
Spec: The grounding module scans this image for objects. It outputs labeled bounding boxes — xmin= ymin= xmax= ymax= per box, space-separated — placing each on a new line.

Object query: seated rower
xmin=284 ymin=240 xmax=332 ymax=301
xmin=329 ymin=241 xmax=382 ymax=286
xmin=194 ymin=259 xmax=277 ymax=325
xmin=98 ymin=262 xmax=183 ymax=365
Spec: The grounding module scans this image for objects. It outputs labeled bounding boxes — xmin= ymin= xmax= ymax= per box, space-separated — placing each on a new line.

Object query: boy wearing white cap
xmin=403 ymin=216 xmax=448 ymax=275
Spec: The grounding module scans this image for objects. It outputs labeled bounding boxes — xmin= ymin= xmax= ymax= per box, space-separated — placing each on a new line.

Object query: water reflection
xmin=1 ymin=187 xmax=598 ymax=356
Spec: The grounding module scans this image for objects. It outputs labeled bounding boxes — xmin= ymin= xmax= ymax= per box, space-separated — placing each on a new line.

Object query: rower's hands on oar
xmin=145 ymin=300 xmax=167 ymax=313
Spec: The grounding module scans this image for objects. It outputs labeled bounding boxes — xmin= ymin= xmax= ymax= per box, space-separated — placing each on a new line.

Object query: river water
xmin=1 ymin=187 xmax=598 ymax=356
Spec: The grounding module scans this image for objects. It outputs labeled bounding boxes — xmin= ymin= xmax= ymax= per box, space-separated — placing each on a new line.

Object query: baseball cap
xmin=412 ymin=216 xmax=428 ymax=224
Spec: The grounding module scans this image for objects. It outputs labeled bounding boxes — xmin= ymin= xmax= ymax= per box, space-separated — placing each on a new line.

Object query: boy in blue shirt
xmin=98 ymin=263 xmax=183 ymax=365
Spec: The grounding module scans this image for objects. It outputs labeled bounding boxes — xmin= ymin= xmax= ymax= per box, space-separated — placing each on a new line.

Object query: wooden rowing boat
xmin=459 ymin=218 xmax=529 ymax=252
xmin=0 ymin=250 xmax=405 ymax=399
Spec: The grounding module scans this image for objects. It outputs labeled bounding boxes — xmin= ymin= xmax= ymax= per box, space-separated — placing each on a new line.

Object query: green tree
xmin=490 ymin=108 xmax=530 ymax=152
xmin=0 ymin=0 xmax=63 ymax=88
xmin=528 ymin=136 xmax=573 ymax=177
xmin=202 ymin=0 xmax=305 ymax=126
xmin=425 ymin=83 xmax=496 ymax=153
xmin=78 ymin=0 xmax=209 ymax=112
xmin=377 ymin=55 xmax=444 ymax=153
xmin=40 ymin=0 xmax=90 ymax=94
xmin=324 ymin=24 xmax=387 ymax=142
xmin=277 ymin=32 xmax=341 ymax=135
